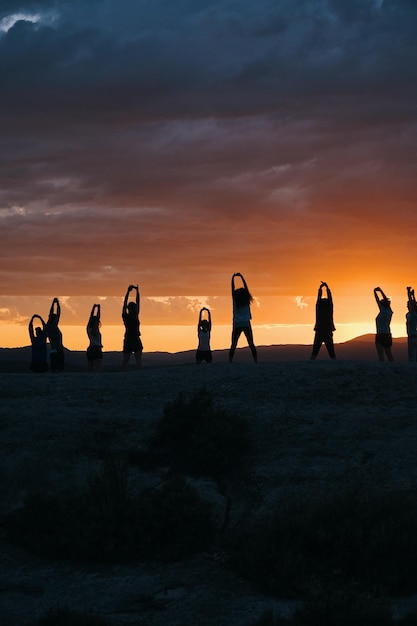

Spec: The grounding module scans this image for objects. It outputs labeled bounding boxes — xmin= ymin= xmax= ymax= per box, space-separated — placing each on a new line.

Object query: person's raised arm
xmin=374 ymin=287 xmax=382 ymax=304
xmin=231 ymin=273 xmax=237 ymax=296
xmin=240 ymin=273 xmax=249 ymax=291
xmin=135 ymin=285 xmax=140 ymax=316
xmin=316 ymin=282 xmax=324 ymax=302
xmin=378 ymin=287 xmax=389 ymax=301
xmin=122 ymin=286 xmax=131 ymax=315
xmin=207 ymin=308 xmax=212 ymax=330
xmin=325 ymin=283 xmax=332 ymax=303
xmin=28 ymin=314 xmax=36 ymax=342
xmin=96 ymin=304 xmax=101 ymax=322
xmin=87 ymin=305 xmax=95 ymax=331
xmin=54 ymin=298 xmax=61 ymax=323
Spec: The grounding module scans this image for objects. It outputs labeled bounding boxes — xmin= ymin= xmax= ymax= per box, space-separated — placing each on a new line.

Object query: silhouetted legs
xmin=408 ymin=337 xmax=417 ymax=362
xmin=229 ymin=325 xmax=257 ymax=362
xmin=375 ymin=334 xmax=393 ymax=362
xmin=50 ymin=348 xmax=65 ymax=372
xmin=310 ymin=333 xmax=336 ymax=360
xmin=122 ymin=350 xmax=142 ymax=370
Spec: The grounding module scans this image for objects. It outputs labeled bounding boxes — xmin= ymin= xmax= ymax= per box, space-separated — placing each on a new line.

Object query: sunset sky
xmin=1 ymin=0 xmax=417 ymax=352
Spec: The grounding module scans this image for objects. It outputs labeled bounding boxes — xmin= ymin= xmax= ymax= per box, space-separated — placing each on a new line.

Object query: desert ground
xmin=1 ymin=354 xmax=417 ymax=624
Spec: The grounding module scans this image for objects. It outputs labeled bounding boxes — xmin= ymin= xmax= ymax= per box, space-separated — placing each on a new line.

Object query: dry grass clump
xmin=35 ymin=606 xmax=109 ymax=625
xmin=151 ymin=387 xmax=250 ymax=478
xmin=229 ymin=487 xmax=417 ymax=599
xmin=5 ymin=460 xmax=215 ymax=563
xmin=252 ymin=593 xmax=417 ymax=625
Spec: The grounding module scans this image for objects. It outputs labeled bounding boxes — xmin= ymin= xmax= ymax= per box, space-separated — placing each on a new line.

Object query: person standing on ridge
xmin=310 ymin=281 xmax=336 ymax=360
xmin=86 ymin=303 xmax=103 ymax=372
xmin=121 ymin=284 xmax=143 ymax=370
xmin=196 ymin=307 xmax=212 ymax=364
xmin=406 ymin=286 xmax=417 ymax=362
xmin=229 ymin=272 xmax=257 ymax=363
xmin=374 ymin=286 xmax=393 ymax=362
xmin=46 ymin=297 xmax=65 ymax=372
xmin=28 ymin=314 xmax=48 ymax=372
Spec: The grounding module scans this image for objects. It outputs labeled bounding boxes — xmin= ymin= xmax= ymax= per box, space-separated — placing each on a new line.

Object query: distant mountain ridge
xmin=0 ymin=335 xmax=410 ymax=372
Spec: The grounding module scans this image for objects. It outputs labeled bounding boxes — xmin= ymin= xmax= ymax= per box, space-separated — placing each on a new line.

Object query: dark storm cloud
xmin=2 ymin=0 xmax=416 ymax=110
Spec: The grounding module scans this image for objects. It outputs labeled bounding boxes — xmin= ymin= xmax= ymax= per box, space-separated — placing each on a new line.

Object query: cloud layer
xmin=1 ymin=0 xmax=417 ymax=331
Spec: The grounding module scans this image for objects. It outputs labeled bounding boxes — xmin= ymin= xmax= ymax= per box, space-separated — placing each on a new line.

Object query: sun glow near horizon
xmin=0 ymin=321 xmax=408 ymax=354
xmin=0 ymin=287 xmax=412 ymax=353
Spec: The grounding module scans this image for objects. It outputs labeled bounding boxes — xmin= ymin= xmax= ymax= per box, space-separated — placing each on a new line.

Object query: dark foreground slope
xmin=1 ymin=360 xmax=417 ymax=625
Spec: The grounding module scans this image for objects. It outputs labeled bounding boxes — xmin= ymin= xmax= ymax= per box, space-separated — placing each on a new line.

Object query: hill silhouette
xmin=0 ymin=334 xmax=410 ymax=373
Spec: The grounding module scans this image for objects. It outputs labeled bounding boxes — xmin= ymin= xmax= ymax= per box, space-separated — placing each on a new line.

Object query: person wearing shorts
xmin=406 ymin=286 xmax=417 ymax=362
xmin=196 ymin=307 xmax=212 ymax=364
xmin=374 ymin=286 xmax=393 ymax=362
xmin=122 ymin=285 xmax=143 ymax=370
xmin=28 ymin=314 xmax=49 ymax=373
xmin=229 ymin=273 xmax=257 ymax=363
xmin=46 ymin=297 xmax=65 ymax=372
xmin=86 ymin=303 xmax=103 ymax=372
xmin=310 ymin=282 xmax=336 ymax=360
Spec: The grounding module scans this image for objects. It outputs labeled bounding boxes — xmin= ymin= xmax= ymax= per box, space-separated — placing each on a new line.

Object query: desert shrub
xmin=132 ymin=474 xmax=216 ymax=560
xmin=126 ymin=446 xmax=157 ymax=470
xmin=152 ymin=387 xmax=250 ymax=478
xmin=229 ymin=488 xmax=417 ymax=598
xmin=249 ymin=592 xmax=392 ymax=626
xmin=397 ymin=612 xmax=417 ymax=625
xmin=249 ymin=609 xmax=291 ymax=624
xmin=6 ymin=461 xmax=215 ymax=562
xmin=291 ymin=584 xmax=392 ymax=626
xmin=35 ymin=606 xmax=109 ymax=625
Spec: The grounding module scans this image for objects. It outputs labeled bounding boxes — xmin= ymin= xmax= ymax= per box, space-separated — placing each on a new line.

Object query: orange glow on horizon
xmin=0 ymin=321 xmax=409 ymax=354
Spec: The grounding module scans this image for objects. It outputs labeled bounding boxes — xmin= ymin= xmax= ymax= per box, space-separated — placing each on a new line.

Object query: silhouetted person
xmin=86 ymin=303 xmax=103 ymax=372
xmin=122 ymin=284 xmax=143 ymax=370
xmin=310 ymin=282 xmax=336 ymax=360
xmin=196 ymin=307 xmax=212 ymax=364
xmin=406 ymin=286 xmax=417 ymax=362
xmin=374 ymin=287 xmax=393 ymax=361
xmin=229 ymin=272 xmax=257 ymax=363
xmin=28 ymin=314 xmax=48 ymax=373
xmin=46 ymin=297 xmax=64 ymax=372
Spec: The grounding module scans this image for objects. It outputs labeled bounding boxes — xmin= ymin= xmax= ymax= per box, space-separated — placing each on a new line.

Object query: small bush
xmin=250 ymin=600 xmax=417 ymax=626
xmin=292 ymin=584 xmax=392 ymax=626
xmin=35 ymin=606 xmax=109 ymax=625
xmin=229 ymin=488 xmax=417 ymax=598
xmin=6 ymin=461 xmax=215 ymax=563
xmin=397 ymin=612 xmax=417 ymax=625
xmin=249 ymin=609 xmax=291 ymax=625
xmin=152 ymin=387 xmax=250 ymax=478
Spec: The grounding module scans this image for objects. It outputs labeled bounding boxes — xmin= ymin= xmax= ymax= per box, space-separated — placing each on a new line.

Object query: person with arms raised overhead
xmin=229 ymin=272 xmax=257 ymax=363
xmin=374 ymin=286 xmax=394 ymax=362
xmin=310 ymin=281 xmax=336 ymax=360
xmin=406 ymin=286 xmax=417 ymax=363
xmin=86 ymin=303 xmax=103 ymax=372
xmin=121 ymin=284 xmax=143 ymax=370
xmin=196 ymin=307 xmax=212 ymax=364
xmin=46 ymin=297 xmax=65 ymax=372
xmin=28 ymin=314 xmax=48 ymax=373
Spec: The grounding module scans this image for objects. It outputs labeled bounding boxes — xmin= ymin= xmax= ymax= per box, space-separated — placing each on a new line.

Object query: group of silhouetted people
xmin=28 ymin=277 xmax=417 ymax=372
xmin=195 ymin=272 xmax=257 ymax=365
xmin=28 ymin=298 xmax=64 ymax=372
xmin=309 ymin=282 xmax=417 ymax=363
